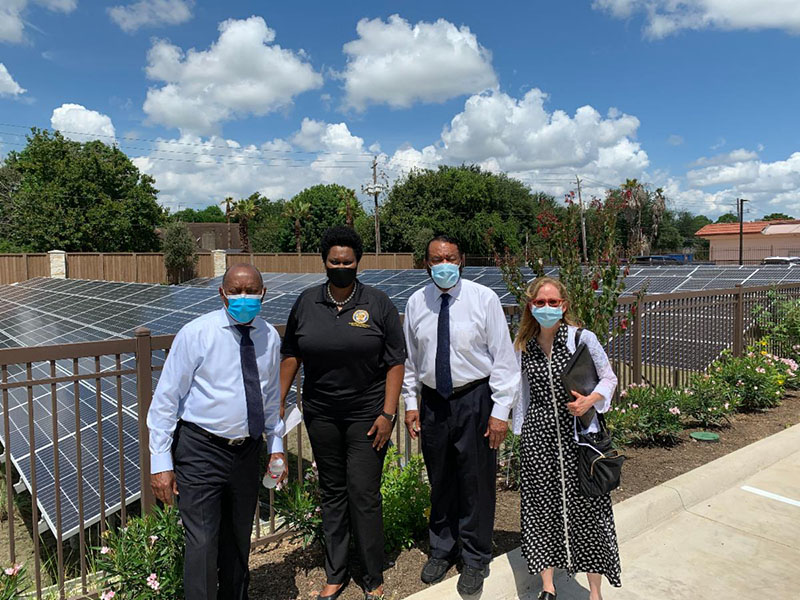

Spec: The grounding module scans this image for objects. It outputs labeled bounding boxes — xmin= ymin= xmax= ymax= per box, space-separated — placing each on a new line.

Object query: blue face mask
xmin=225 ymin=293 xmax=263 ymax=323
xmin=430 ymin=263 xmax=461 ymax=289
xmin=531 ymin=305 xmax=563 ymax=328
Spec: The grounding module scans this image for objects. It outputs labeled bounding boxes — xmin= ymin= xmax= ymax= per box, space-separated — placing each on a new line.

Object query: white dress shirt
xmin=402 ymin=278 xmax=521 ymax=420
xmin=511 ymin=325 xmax=618 ymax=436
xmin=147 ymin=308 xmax=285 ymax=474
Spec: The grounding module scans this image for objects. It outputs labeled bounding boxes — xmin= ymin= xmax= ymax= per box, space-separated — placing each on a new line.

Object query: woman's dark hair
xmin=425 ymin=234 xmax=463 ymax=260
xmin=320 ymin=226 xmax=364 ymax=262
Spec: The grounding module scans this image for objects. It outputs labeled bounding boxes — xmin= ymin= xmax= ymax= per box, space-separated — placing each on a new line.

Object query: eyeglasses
xmin=531 ymin=299 xmax=563 ymax=308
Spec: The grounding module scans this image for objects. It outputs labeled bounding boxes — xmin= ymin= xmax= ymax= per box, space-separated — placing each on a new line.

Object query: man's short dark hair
xmin=425 ymin=234 xmax=463 ymax=260
xmin=320 ymin=226 xmax=364 ymax=262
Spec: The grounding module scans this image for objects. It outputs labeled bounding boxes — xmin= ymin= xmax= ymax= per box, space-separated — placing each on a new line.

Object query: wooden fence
xmin=0 ymin=254 xmax=50 ymax=284
xmin=0 ymin=252 xmax=415 ymax=285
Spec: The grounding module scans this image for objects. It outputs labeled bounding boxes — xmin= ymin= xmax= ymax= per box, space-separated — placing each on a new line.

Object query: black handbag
xmin=576 ymin=413 xmax=625 ymax=497
xmin=561 ymin=328 xmax=599 ymax=429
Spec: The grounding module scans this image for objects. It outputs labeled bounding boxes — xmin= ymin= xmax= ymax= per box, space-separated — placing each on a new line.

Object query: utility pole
xmin=576 ymin=176 xmax=588 ymax=263
xmin=363 ymin=157 xmax=384 ymax=254
xmin=738 ymin=197 xmax=749 ymax=266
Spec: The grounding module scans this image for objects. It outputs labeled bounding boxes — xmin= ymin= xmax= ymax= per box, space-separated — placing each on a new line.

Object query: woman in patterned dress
xmin=511 ymin=277 xmax=621 ymax=600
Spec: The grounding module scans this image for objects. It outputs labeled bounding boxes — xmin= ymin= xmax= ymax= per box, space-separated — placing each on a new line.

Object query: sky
xmin=1 ymin=0 xmax=799 ymax=218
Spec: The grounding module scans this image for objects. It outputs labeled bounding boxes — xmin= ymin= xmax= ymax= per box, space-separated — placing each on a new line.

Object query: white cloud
xmin=690 ymin=148 xmax=759 ymax=167
xmin=594 ymin=0 xmax=800 ymax=38
xmin=130 ymin=120 xmax=376 ymax=210
xmin=108 ymin=0 xmax=193 ymax=33
xmin=0 ymin=0 xmax=77 ymax=44
xmin=0 ymin=63 xmax=26 ymax=97
xmin=143 ymin=16 xmax=323 ymax=135
xmin=341 ymin=14 xmax=497 ymax=111
xmin=667 ymin=134 xmax=684 ymax=146
xmin=385 ymin=89 xmax=648 ymax=200
xmin=50 ymin=103 xmax=116 ymax=142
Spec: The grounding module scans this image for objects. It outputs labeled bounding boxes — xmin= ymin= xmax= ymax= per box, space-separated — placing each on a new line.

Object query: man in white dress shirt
xmin=403 ymin=235 xmax=520 ymax=596
xmin=147 ymin=263 xmax=284 ymax=600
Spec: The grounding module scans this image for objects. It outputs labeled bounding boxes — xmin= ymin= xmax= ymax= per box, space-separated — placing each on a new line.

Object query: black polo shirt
xmin=281 ymin=280 xmax=407 ymax=421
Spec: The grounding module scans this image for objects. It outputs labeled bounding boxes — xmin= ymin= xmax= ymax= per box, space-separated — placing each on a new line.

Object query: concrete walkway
xmin=406 ymin=423 xmax=800 ymax=600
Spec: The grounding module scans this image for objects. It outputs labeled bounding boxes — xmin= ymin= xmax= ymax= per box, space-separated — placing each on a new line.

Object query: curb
xmin=404 ymin=422 xmax=800 ymax=600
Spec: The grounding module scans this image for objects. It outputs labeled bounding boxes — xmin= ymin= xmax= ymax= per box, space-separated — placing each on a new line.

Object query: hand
xmin=151 ymin=470 xmax=178 ymax=505
xmin=267 ymin=452 xmax=287 ymax=485
xmin=484 ymin=416 xmax=507 ymax=450
xmin=405 ymin=409 xmax=421 ymax=440
xmin=567 ymin=391 xmax=595 ymax=417
xmin=367 ymin=415 xmax=393 ymax=450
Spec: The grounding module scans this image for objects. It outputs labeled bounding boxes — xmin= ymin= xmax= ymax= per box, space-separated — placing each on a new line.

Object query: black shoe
xmin=420 ymin=557 xmax=453 ymax=584
xmin=537 ymin=592 xmax=557 ymax=600
xmin=317 ymin=576 xmax=350 ymax=600
xmin=456 ymin=564 xmax=489 ymax=596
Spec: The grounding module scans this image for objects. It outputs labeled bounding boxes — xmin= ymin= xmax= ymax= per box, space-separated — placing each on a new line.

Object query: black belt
xmin=179 ymin=420 xmax=252 ymax=447
xmin=423 ymin=376 xmax=490 ymax=398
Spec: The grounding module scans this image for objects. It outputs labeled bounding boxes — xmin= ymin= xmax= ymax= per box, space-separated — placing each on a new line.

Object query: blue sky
xmin=1 ymin=0 xmax=799 ymax=218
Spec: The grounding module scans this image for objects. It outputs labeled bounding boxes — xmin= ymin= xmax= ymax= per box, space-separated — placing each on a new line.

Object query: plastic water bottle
xmin=262 ymin=457 xmax=285 ymax=489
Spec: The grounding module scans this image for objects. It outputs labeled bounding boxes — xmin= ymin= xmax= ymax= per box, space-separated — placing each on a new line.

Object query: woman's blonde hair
xmin=514 ymin=276 xmax=580 ymax=352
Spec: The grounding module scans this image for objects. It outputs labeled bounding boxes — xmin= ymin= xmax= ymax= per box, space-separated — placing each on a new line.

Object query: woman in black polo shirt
xmin=280 ymin=226 xmax=406 ymax=600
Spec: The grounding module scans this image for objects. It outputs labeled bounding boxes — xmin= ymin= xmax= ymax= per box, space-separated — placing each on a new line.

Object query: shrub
xmin=682 ymin=373 xmax=738 ymax=427
xmin=162 ymin=221 xmax=197 ymax=284
xmin=0 ymin=563 xmax=26 ymax=600
xmin=498 ymin=431 xmax=522 ymax=490
xmin=273 ymin=462 xmax=324 ymax=548
xmin=381 ymin=447 xmax=430 ymax=553
xmin=94 ymin=506 xmax=184 ymax=599
xmin=606 ymin=384 xmax=683 ymax=446
xmin=713 ymin=344 xmax=786 ymax=411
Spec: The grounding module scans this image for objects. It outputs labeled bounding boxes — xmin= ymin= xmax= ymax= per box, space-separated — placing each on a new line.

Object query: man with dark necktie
xmin=403 ymin=235 xmax=520 ymax=596
xmin=147 ymin=263 xmax=285 ymax=599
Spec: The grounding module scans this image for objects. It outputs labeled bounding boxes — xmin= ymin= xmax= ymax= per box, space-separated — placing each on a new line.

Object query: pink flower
xmin=724 ymin=402 xmax=730 ymax=409
xmin=146 ymin=573 xmax=160 ymax=591
xmin=149 ymin=535 xmax=158 ymax=545
xmin=4 ymin=564 xmax=21 ymax=576
xmin=100 ymin=546 xmax=111 ymax=554
xmin=669 ymin=406 xmax=681 ymax=416
xmin=756 ymin=367 xmax=766 ymax=374
xmin=631 ymin=404 xmax=639 ymax=409
xmin=620 ymin=409 xmax=626 ymax=414
xmin=101 ymin=591 xmax=115 ymax=600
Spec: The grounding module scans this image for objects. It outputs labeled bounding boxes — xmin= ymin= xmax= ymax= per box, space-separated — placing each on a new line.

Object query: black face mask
xmin=327 ymin=267 xmax=358 ymax=289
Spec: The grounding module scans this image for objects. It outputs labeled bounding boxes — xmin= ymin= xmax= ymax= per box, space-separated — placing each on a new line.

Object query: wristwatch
xmin=381 ymin=411 xmax=397 ymax=424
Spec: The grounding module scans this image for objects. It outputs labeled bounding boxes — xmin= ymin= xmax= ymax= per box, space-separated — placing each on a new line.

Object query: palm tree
xmin=283 ymin=198 xmax=311 ymax=255
xmin=338 ymin=188 xmax=356 ymax=228
xmin=232 ymin=197 xmax=258 ymax=253
xmin=220 ymin=196 xmax=234 ymax=249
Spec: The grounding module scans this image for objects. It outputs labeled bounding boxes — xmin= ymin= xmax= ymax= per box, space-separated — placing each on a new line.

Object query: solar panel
xmin=5 ymin=262 xmax=800 ymax=541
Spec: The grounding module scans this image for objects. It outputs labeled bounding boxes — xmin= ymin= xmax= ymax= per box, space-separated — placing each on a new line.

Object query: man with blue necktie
xmin=147 ymin=263 xmax=284 ymax=600
xmin=403 ymin=235 xmax=520 ymax=596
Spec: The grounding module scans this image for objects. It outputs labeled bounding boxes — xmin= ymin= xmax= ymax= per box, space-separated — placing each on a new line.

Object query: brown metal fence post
xmin=135 ymin=327 xmax=156 ymax=514
xmin=632 ymin=296 xmax=643 ymax=385
xmin=733 ymin=284 xmax=744 ymax=357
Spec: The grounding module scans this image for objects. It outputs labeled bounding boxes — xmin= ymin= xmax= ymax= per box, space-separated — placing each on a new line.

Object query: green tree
xmin=1 ymin=129 xmax=163 ymax=252
xmin=232 ymin=194 xmax=260 ymax=253
xmin=380 ymin=165 xmax=552 ymax=258
xmin=763 ymin=212 xmax=793 ymax=221
xmin=163 ymin=221 xmax=197 ymax=284
xmin=250 ymin=197 xmax=289 ymax=253
xmin=716 ymin=213 xmax=738 ymax=224
xmin=283 ymin=197 xmax=312 ymax=254
xmin=280 ymin=184 xmax=365 ymax=253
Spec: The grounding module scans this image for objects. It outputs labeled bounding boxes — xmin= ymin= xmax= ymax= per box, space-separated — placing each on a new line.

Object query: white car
xmin=762 ymin=256 xmax=800 ymax=265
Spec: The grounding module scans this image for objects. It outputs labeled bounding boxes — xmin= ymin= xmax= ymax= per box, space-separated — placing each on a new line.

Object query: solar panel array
xmin=2 ymin=263 xmax=800 ymax=540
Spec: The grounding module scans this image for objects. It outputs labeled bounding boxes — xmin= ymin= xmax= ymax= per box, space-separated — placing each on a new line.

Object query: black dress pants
xmin=420 ymin=381 xmax=497 ymax=569
xmin=305 ymin=418 xmax=387 ymax=591
xmin=173 ymin=423 xmax=262 ymax=600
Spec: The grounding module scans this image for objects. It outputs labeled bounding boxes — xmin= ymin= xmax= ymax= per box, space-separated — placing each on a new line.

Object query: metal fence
xmin=2 ymin=282 xmax=800 ymax=597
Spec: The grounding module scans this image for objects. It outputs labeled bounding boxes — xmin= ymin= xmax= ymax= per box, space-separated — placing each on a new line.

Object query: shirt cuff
xmin=150 ymin=452 xmax=173 ymax=474
xmin=403 ymin=394 xmax=419 ymax=411
xmin=267 ymin=433 xmax=284 ymax=454
xmin=490 ymin=402 xmax=511 ymax=421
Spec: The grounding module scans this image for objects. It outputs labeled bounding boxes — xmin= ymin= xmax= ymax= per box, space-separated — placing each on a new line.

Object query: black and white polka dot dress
xmin=519 ymin=324 xmax=621 ymax=587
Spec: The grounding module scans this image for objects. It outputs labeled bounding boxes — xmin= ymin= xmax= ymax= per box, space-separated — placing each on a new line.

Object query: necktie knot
xmin=235 ymin=325 xmax=253 ymax=344
xmin=441 ymin=293 xmax=450 ymax=307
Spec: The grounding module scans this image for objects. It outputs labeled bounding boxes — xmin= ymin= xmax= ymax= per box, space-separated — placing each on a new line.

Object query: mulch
xmin=249 ymin=392 xmax=800 ymax=600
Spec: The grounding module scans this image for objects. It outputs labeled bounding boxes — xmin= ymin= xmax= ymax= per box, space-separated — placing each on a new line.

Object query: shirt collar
xmin=429 ymin=277 xmax=463 ymax=302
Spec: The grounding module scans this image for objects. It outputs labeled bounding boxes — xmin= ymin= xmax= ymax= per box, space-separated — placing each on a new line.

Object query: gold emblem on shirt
xmin=350 ymin=309 xmax=370 ymax=328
